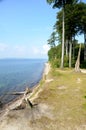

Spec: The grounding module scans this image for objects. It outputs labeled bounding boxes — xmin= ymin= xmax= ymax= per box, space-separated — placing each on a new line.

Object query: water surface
xmin=0 ymin=59 xmax=46 ymax=103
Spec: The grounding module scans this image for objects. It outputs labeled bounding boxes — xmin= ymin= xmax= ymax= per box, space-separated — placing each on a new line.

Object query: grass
xmin=29 ymin=78 xmax=45 ymax=99
xmin=33 ymin=68 xmax=86 ymax=129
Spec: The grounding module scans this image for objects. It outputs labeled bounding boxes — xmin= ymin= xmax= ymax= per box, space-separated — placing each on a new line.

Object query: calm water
xmin=0 ymin=59 xmax=46 ymax=103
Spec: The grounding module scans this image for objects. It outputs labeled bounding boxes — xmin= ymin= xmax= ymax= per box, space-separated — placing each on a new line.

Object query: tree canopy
xmin=46 ymin=0 xmax=86 ymax=69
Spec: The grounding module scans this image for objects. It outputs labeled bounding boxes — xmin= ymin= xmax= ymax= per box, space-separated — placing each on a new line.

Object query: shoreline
xmin=0 ymin=66 xmax=86 ymax=130
xmin=0 ymin=62 xmax=50 ymax=116
xmin=0 ymin=62 xmax=46 ymax=105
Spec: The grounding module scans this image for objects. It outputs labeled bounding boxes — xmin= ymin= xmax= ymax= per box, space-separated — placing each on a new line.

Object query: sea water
xmin=0 ymin=59 xmax=46 ymax=103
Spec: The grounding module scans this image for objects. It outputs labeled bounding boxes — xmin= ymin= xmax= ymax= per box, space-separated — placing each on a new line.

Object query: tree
xmin=54 ymin=11 xmax=62 ymax=45
xmin=54 ymin=2 xmax=86 ymax=68
xmin=79 ymin=3 xmax=86 ymax=60
xmin=75 ymin=44 xmax=81 ymax=72
xmin=54 ymin=4 xmax=77 ymax=68
xmin=46 ymin=0 xmax=79 ymax=68
xmin=47 ymin=32 xmax=57 ymax=48
xmin=72 ymin=2 xmax=86 ymax=60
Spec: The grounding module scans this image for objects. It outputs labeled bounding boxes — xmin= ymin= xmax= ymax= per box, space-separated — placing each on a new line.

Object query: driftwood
xmin=13 ymin=99 xmax=27 ymax=110
xmin=27 ymin=99 xmax=33 ymax=108
xmin=0 ymin=88 xmax=33 ymax=110
xmin=6 ymin=92 xmax=26 ymax=95
xmin=11 ymin=88 xmax=35 ymax=110
xmin=13 ymin=99 xmax=34 ymax=110
xmin=6 ymin=88 xmax=32 ymax=96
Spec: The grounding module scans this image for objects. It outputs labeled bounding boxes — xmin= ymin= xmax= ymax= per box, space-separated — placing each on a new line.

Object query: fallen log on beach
xmin=6 ymin=92 xmax=27 ymax=95
xmin=0 ymin=88 xmax=32 ymax=110
xmin=8 ymin=87 xmax=35 ymax=110
xmin=5 ymin=88 xmax=32 ymax=96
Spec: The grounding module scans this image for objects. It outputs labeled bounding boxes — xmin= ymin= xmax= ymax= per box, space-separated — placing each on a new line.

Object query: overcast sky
xmin=0 ymin=0 xmax=85 ymax=59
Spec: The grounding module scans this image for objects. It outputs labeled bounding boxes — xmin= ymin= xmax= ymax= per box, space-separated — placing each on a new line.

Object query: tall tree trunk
xmin=61 ymin=8 xmax=65 ymax=69
xmin=69 ymin=39 xmax=72 ymax=68
xmin=73 ymin=36 xmax=75 ymax=59
xmin=84 ymin=32 xmax=86 ymax=60
xmin=75 ymin=44 xmax=81 ymax=72
xmin=66 ymin=39 xmax=68 ymax=57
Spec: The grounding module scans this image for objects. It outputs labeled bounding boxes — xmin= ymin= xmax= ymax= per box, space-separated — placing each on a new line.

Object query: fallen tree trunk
xmin=5 ymin=88 xmax=32 ymax=95
xmin=6 ymin=92 xmax=25 ymax=95
xmin=10 ymin=88 xmax=34 ymax=110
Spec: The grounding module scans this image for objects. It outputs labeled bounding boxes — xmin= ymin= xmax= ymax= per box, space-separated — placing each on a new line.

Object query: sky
xmin=0 ymin=0 xmax=85 ymax=59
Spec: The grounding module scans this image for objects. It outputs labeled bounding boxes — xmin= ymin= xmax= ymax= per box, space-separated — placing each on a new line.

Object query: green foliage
xmin=80 ymin=60 xmax=86 ymax=68
xmin=50 ymin=68 xmax=62 ymax=77
xmin=46 ymin=0 xmax=86 ymax=68
xmin=53 ymin=0 xmax=79 ymax=8
xmin=48 ymin=44 xmax=62 ymax=68
xmin=64 ymin=56 xmax=69 ymax=67
xmin=48 ymin=43 xmax=85 ymax=68
xmin=48 ymin=44 xmax=61 ymax=61
xmin=46 ymin=0 xmax=54 ymax=4
xmin=47 ymin=32 xmax=57 ymax=48
xmin=51 ymin=58 xmax=60 ymax=68
xmin=54 ymin=2 xmax=86 ymax=43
